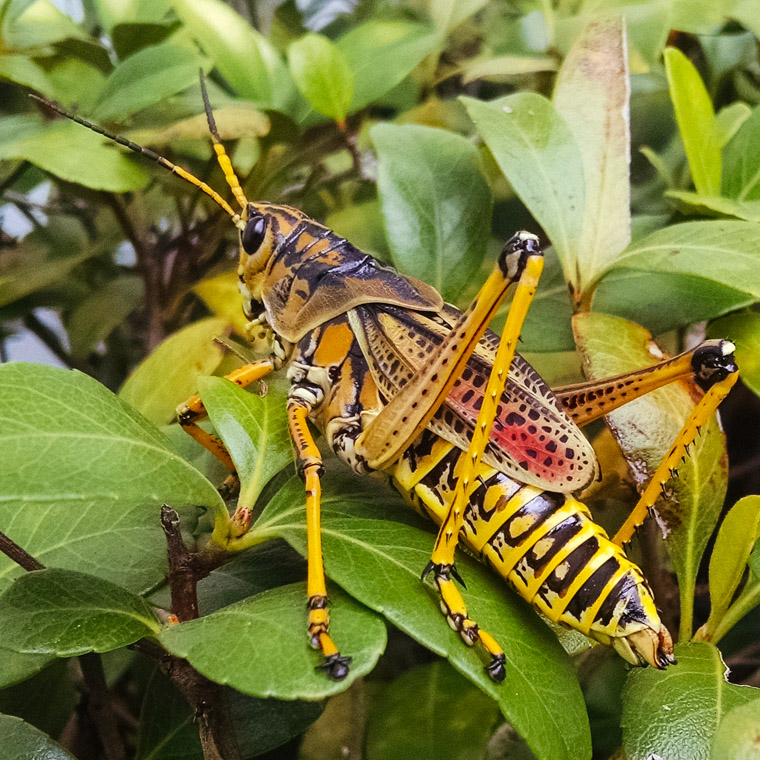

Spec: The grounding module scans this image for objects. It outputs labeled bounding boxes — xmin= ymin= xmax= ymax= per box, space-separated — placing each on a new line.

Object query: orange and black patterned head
xmin=237 ymin=202 xmax=442 ymax=343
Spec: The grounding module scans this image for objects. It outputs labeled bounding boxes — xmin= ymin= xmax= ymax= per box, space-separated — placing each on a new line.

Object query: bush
xmin=1 ymin=1 xmax=760 ymax=758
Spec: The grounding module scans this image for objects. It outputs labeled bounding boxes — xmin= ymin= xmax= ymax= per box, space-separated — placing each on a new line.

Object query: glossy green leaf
xmin=171 ymin=0 xmax=303 ymax=116
xmin=365 ymin=661 xmax=500 ymax=760
xmin=0 ymin=569 xmax=160 ymax=657
xmin=119 ymin=317 xmax=228 ymax=425
xmin=92 ymin=42 xmax=207 ymax=121
xmin=595 ymin=221 xmax=760 ymax=298
xmin=0 ymin=116 xmax=149 ymax=192
xmin=711 ymin=697 xmax=760 ymax=760
xmin=594 ymin=270 xmax=755 ymax=336
xmin=723 ymin=105 xmax=760 ymax=201
xmin=0 ymin=362 xmax=224 ymax=595
xmin=0 ymin=713 xmax=75 ymax=760
xmin=709 ymin=311 xmax=760 ymax=397
xmin=67 ymin=275 xmax=144 ymax=359
xmin=622 ymin=643 xmax=759 ymax=760
xmin=704 ymin=496 xmax=760 ymax=636
xmin=337 ymin=21 xmax=442 ymax=112
xmin=159 ymin=582 xmax=386 ymax=700
xmin=288 ymin=34 xmax=353 ymax=123
xmin=664 ymin=47 xmax=721 ymax=196
xmin=553 ymin=16 xmax=630 ymax=291
xmin=573 ymin=313 xmax=727 ymax=641
xmin=371 ymin=123 xmax=491 ymax=301
xmin=254 ymin=472 xmax=591 ymax=760
xmin=198 ymin=376 xmax=292 ymax=509
xmin=462 ymin=94 xmax=585 ymax=288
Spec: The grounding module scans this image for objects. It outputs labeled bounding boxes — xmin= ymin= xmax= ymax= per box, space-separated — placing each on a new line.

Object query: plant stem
xmin=0 ymin=530 xmax=44 ymax=571
xmin=78 ymin=653 xmax=127 ymax=760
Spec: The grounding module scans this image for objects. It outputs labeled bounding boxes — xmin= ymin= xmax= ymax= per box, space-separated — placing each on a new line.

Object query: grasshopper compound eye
xmin=241 ymin=214 xmax=267 ymax=254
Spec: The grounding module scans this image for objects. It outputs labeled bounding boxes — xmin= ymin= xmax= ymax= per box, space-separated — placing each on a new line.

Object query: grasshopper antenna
xmin=199 ymin=69 xmax=249 ymax=212
xmin=28 ymin=91 xmax=246 ymax=231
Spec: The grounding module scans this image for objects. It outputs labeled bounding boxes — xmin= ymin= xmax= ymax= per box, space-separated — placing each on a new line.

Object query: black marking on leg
xmin=449 ymin=563 xmax=467 ymax=589
xmin=485 ymin=653 xmax=506 ymax=683
xmin=316 ymin=653 xmax=352 ymax=681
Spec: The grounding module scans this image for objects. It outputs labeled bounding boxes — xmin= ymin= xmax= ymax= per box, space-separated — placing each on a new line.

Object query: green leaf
xmin=95 ymin=0 xmax=171 ymax=30
xmin=429 ymin=0 xmax=489 ymax=32
xmin=723 ymin=105 xmax=760 ymax=201
xmin=171 ymin=0 xmax=303 ymax=117
xmin=365 ymin=661 xmax=500 ymax=760
xmin=0 ymin=115 xmax=149 ymax=192
xmin=0 ymin=660 xmax=77 ymax=739
xmin=553 ymin=16 xmax=630 ymax=291
xmin=0 ymin=54 xmax=56 ymax=97
xmin=462 ymin=94 xmax=585 ymax=289
xmin=704 ymin=496 xmax=760 ymax=636
xmin=0 ymin=568 xmax=160 ymax=657
xmin=665 ymin=190 xmax=760 ymax=222
xmin=198 ymin=376 xmax=292 ymax=509
xmin=709 ymin=311 xmax=760 ymax=397
xmin=337 ymin=21 xmax=442 ymax=112
xmin=622 ymin=642 xmax=759 ymax=760
xmin=126 ymin=104 xmax=269 ymax=147
xmin=459 ymin=54 xmax=558 ymax=83
xmin=0 ymin=713 xmax=75 ymax=760
xmin=119 ymin=317 xmax=228 ymax=426
xmin=92 ymin=42 xmax=207 ymax=121
xmin=664 ymin=47 xmax=721 ymax=195
xmin=573 ymin=313 xmax=727 ymax=641
xmin=1 ymin=0 xmax=87 ymax=49
xmin=288 ymin=34 xmax=353 ymax=123
xmin=67 ymin=275 xmax=144 ymax=359
xmin=711 ymin=697 xmax=760 ymax=760
xmin=254 ymin=472 xmax=591 ymax=760
xmin=371 ymin=123 xmax=492 ymax=301
xmin=159 ymin=582 xmax=387 ymax=700
xmin=0 ymin=246 xmax=98 ymax=310
xmin=715 ymin=102 xmax=751 ymax=148
xmin=0 ymin=650 xmax=56 ymax=690
xmin=135 ymin=668 xmax=202 ymax=760
xmin=0 ymin=363 xmax=225 ymax=595
xmin=595 ymin=221 xmax=760 ymax=298
xmin=593 ymin=270 xmax=755 ymax=337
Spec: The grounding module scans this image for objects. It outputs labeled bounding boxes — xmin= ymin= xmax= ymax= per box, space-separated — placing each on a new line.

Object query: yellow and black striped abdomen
xmin=391 ymin=429 xmax=663 ymax=648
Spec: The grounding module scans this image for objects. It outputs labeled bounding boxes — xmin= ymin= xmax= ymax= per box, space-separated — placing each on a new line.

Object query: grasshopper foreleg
xmin=287 ymin=393 xmax=352 ymax=680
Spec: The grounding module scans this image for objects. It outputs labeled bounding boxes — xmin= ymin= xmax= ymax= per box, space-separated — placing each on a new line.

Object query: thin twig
xmin=23 ymin=313 xmax=91 ymax=373
xmin=0 ymin=530 xmax=44 ymax=571
xmin=104 ymin=193 xmax=165 ymax=349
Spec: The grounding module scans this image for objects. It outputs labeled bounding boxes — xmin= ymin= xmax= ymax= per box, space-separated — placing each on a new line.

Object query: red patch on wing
xmin=445 ymin=375 xmax=590 ymax=488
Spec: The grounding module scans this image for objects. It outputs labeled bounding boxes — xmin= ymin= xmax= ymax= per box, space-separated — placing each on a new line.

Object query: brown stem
xmin=160 ymin=506 xmax=241 ymax=760
xmin=78 ymin=653 xmax=127 ymax=760
xmin=0 ymin=530 xmax=44 ymax=571
xmin=161 ymin=505 xmax=203 ymax=621
xmin=105 ymin=193 xmax=165 ymax=350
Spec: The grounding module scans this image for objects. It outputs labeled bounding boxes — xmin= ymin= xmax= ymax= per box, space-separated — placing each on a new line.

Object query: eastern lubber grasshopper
xmin=31 ymin=78 xmax=739 ymax=684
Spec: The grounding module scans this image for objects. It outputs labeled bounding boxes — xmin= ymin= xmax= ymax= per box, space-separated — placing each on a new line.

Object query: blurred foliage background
xmin=3 ymin=0 xmax=760 ymax=758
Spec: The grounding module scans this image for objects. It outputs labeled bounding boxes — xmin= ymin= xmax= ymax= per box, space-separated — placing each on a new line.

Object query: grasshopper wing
xmin=350 ymin=304 xmax=598 ymax=493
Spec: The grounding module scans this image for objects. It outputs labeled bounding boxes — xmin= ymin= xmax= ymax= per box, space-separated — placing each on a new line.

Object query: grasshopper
xmin=32 ymin=81 xmax=738 ymax=683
